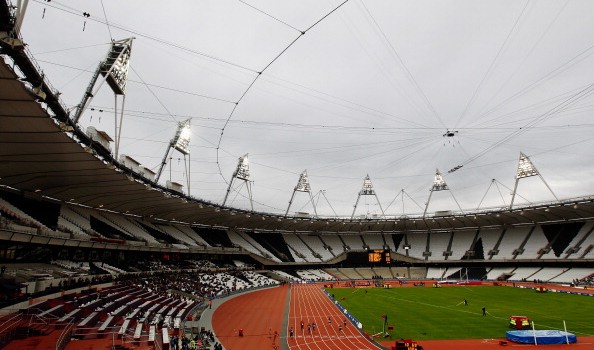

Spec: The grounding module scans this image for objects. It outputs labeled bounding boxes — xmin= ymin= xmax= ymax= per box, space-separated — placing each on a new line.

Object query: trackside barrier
xmin=322 ymin=290 xmax=362 ymax=329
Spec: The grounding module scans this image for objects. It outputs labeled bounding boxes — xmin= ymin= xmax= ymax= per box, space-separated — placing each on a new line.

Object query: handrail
xmin=55 ymin=319 xmax=75 ymax=350
xmin=154 ymin=331 xmax=162 ymax=350
xmin=0 ymin=312 xmax=22 ymax=334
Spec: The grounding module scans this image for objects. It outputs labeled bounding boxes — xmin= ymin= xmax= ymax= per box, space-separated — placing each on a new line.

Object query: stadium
xmin=1 ymin=1 xmax=594 ymax=349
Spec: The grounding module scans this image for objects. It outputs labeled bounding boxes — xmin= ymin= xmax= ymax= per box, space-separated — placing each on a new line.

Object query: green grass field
xmin=326 ymin=286 xmax=594 ymax=340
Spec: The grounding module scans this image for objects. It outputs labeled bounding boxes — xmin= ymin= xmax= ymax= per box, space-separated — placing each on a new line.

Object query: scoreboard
xmin=368 ymin=249 xmax=391 ymax=264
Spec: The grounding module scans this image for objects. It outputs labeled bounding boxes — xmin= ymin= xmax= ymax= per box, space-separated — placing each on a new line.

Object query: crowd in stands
xmin=170 ymin=329 xmax=219 ymax=350
xmin=0 ymin=259 xmax=272 ymax=309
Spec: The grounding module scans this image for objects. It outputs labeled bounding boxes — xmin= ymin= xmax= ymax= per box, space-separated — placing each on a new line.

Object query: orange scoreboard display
xmin=368 ymin=249 xmax=391 ymax=264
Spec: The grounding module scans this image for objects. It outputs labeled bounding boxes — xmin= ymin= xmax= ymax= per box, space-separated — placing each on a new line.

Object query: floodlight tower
xmin=223 ymin=154 xmax=254 ymax=211
xmin=509 ymin=152 xmax=558 ymax=209
xmin=285 ymin=170 xmax=318 ymax=217
xmin=155 ymin=119 xmax=192 ymax=192
xmin=71 ymin=38 xmax=134 ymax=159
xmin=351 ymin=175 xmax=385 ymax=220
xmin=423 ymin=169 xmax=463 ymax=217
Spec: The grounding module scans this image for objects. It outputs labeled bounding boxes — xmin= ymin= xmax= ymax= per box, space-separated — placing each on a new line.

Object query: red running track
xmin=288 ymin=284 xmax=381 ymax=350
xmin=213 ymin=286 xmax=288 ymax=350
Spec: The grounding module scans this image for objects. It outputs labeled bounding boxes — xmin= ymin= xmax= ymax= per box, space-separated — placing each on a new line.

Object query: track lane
xmin=213 ymin=286 xmax=288 ymax=350
xmin=288 ymin=284 xmax=381 ymax=350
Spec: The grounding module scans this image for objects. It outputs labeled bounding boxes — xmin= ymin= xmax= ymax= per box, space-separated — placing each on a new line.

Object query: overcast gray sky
xmin=19 ymin=0 xmax=594 ymax=217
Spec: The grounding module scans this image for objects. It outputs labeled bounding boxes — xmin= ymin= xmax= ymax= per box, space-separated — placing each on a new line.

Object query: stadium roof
xmin=2 ymin=53 xmax=594 ymax=233
xmin=2 ymin=0 xmax=594 ymax=232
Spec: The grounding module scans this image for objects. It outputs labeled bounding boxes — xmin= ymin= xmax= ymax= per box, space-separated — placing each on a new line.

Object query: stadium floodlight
xmin=509 ymin=152 xmax=558 ymax=209
xmin=361 ymin=174 xmax=376 ymax=195
xmin=351 ymin=175 xmax=385 ymax=220
xmin=295 ymin=170 xmax=311 ymax=192
xmin=100 ymin=38 xmax=133 ymax=95
xmin=285 ymin=170 xmax=318 ymax=218
xmin=423 ymin=169 xmax=463 ymax=217
xmin=234 ymin=154 xmax=250 ymax=181
xmin=71 ymin=38 xmax=134 ymax=159
xmin=431 ymin=169 xmax=449 ymax=191
xmin=72 ymin=38 xmax=134 ymax=124
xmin=515 ymin=152 xmax=538 ymax=179
xmin=223 ymin=154 xmax=253 ymax=211
xmin=155 ymin=119 xmax=192 ymax=193
xmin=172 ymin=119 xmax=191 ymax=155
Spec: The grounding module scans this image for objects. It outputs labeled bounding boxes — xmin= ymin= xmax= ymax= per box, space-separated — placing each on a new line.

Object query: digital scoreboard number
xmin=368 ymin=250 xmax=382 ymax=263
xmin=368 ymin=249 xmax=391 ymax=264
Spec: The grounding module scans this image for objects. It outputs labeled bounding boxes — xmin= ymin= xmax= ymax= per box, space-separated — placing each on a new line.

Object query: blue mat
xmin=506 ymin=330 xmax=577 ymax=345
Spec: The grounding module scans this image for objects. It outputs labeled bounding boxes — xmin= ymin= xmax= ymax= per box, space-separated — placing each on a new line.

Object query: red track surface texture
xmin=213 ymin=286 xmax=288 ymax=350
xmin=288 ymin=284 xmax=381 ymax=350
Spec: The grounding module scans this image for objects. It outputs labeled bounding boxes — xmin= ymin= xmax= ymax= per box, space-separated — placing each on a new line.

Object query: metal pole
xmin=320 ymin=191 xmax=338 ymax=218
xmin=184 ymin=154 xmax=189 ymax=194
xmin=374 ymin=193 xmax=386 ymax=218
xmin=155 ymin=146 xmax=171 ymax=183
xmin=246 ymin=181 xmax=254 ymax=211
xmin=15 ymin=0 xmax=30 ymax=34
xmin=351 ymin=193 xmax=362 ymax=220
xmin=423 ymin=190 xmax=434 ymax=217
xmin=285 ymin=190 xmax=297 ymax=217
xmin=309 ymin=191 xmax=318 ymax=218
xmin=116 ymin=94 xmax=126 ymax=160
xmin=563 ymin=320 xmax=569 ymax=344
xmin=494 ymin=180 xmax=508 ymax=207
xmin=538 ymin=173 xmax=558 ymax=201
xmin=509 ymin=178 xmax=520 ymax=209
xmin=114 ymin=95 xmax=118 ymax=159
xmin=476 ymin=179 xmax=495 ymax=210
xmin=72 ymin=65 xmax=104 ymax=124
xmin=223 ymin=178 xmax=235 ymax=206
xmin=188 ymin=153 xmax=191 ymax=195
xmin=450 ymin=191 xmax=465 ymax=214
